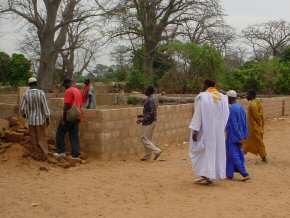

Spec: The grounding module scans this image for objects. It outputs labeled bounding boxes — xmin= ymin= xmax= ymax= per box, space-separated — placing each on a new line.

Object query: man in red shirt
xmin=54 ymin=79 xmax=82 ymax=160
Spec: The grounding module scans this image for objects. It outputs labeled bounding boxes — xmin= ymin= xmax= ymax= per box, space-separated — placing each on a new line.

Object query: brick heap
xmin=0 ymin=116 xmax=29 ymax=144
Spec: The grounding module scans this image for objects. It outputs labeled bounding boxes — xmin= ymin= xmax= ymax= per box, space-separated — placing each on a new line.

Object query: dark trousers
xmin=56 ymin=121 xmax=80 ymax=158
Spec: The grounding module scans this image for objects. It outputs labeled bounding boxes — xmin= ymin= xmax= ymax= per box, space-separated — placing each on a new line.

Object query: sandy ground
xmin=1 ymin=118 xmax=290 ymax=218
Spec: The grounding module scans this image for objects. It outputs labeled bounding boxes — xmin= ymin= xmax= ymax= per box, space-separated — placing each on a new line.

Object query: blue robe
xmin=226 ymin=103 xmax=249 ymax=178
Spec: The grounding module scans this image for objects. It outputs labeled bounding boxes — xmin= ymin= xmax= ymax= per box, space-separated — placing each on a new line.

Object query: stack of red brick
xmin=0 ymin=117 xmax=30 ymax=144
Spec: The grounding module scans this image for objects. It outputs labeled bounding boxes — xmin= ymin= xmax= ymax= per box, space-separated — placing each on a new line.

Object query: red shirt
xmin=64 ymin=86 xmax=83 ymax=109
xmin=82 ymin=84 xmax=90 ymax=105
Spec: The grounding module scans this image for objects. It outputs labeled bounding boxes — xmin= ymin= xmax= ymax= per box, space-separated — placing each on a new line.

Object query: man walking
xmin=243 ymin=90 xmax=267 ymax=163
xmin=226 ymin=90 xmax=250 ymax=181
xmin=137 ymin=86 xmax=162 ymax=161
xmin=82 ymin=79 xmax=96 ymax=109
xmin=54 ymin=79 xmax=82 ymax=160
xmin=20 ymin=77 xmax=50 ymax=160
xmin=189 ymin=80 xmax=229 ymax=185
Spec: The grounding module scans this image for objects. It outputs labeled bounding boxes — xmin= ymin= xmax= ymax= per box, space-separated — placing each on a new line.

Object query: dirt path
xmin=1 ymin=118 xmax=290 ymax=218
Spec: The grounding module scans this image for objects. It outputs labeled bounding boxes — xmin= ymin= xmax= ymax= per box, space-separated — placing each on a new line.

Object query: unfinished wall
xmin=2 ymin=95 xmax=290 ymax=160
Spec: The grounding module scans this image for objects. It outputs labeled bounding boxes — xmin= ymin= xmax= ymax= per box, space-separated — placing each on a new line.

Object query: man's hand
xmin=136 ymin=118 xmax=143 ymax=124
xmin=46 ymin=118 xmax=50 ymax=126
xmin=192 ymin=131 xmax=199 ymax=142
xmin=137 ymin=115 xmax=144 ymax=124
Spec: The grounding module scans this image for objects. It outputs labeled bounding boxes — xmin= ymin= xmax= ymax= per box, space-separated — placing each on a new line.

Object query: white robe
xmin=189 ymin=91 xmax=229 ymax=180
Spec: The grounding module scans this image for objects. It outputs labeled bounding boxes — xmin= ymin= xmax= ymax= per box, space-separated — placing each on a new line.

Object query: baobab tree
xmin=242 ymin=20 xmax=290 ymax=59
xmin=1 ymin=0 xmax=95 ymax=90
xmin=96 ymin=0 xmax=220 ymax=76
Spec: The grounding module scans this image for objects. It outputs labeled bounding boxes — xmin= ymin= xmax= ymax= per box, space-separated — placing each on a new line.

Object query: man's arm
xmin=19 ymin=95 xmax=27 ymax=118
xmin=41 ymin=92 xmax=50 ymax=125
xmin=189 ymin=96 xmax=202 ymax=142
xmin=87 ymin=94 xmax=92 ymax=109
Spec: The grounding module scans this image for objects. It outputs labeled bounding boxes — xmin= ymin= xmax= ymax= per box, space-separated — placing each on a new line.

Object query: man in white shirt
xmin=189 ymin=80 xmax=229 ymax=185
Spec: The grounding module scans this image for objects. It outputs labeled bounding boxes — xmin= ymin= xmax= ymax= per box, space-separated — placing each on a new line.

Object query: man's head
xmin=63 ymin=78 xmax=72 ymax=89
xmin=28 ymin=77 xmax=38 ymax=88
xmin=226 ymin=90 xmax=238 ymax=104
xmin=84 ymin=78 xmax=90 ymax=85
xmin=145 ymin=86 xmax=155 ymax=97
xmin=247 ymin=90 xmax=256 ymax=101
xmin=203 ymin=79 xmax=216 ymax=91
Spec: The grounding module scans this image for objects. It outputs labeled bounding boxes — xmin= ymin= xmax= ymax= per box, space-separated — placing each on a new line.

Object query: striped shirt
xmin=20 ymin=89 xmax=50 ymax=126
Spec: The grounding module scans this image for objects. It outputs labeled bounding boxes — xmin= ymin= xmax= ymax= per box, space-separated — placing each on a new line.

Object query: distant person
xmin=137 ymin=86 xmax=162 ymax=161
xmin=226 ymin=90 xmax=250 ymax=181
xmin=243 ymin=90 xmax=267 ymax=163
xmin=54 ymin=79 xmax=82 ymax=160
xmin=189 ymin=80 xmax=229 ymax=185
xmin=20 ymin=77 xmax=50 ymax=160
xmin=82 ymin=79 xmax=96 ymax=109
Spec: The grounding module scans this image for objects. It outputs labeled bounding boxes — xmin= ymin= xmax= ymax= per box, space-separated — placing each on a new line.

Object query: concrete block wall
xmin=0 ymin=103 xmax=17 ymax=118
xmin=2 ymin=95 xmax=290 ymax=160
xmin=0 ymin=94 xmax=17 ymax=104
xmin=46 ymin=104 xmax=193 ymax=160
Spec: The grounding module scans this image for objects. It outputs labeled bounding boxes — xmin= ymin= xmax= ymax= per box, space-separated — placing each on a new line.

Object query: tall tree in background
xmin=178 ymin=0 xmax=234 ymax=54
xmin=96 ymin=0 xmax=219 ymax=76
xmin=1 ymin=0 xmax=94 ymax=90
xmin=59 ymin=17 xmax=99 ymax=79
xmin=0 ymin=51 xmax=11 ymax=84
xmin=242 ymin=20 xmax=290 ymax=59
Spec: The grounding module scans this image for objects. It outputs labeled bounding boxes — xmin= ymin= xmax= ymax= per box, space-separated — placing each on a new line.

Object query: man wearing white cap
xmin=226 ymin=90 xmax=250 ymax=181
xmin=20 ymin=77 xmax=50 ymax=160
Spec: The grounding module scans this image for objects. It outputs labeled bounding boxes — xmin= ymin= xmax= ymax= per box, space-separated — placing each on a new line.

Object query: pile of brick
xmin=0 ymin=116 xmax=29 ymax=144
xmin=0 ymin=117 xmax=88 ymax=169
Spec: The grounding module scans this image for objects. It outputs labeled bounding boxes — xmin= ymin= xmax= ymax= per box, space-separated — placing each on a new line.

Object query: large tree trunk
xmin=143 ymin=41 xmax=157 ymax=76
xmin=38 ymin=54 xmax=58 ymax=91
xmin=143 ymin=54 xmax=154 ymax=76
xmin=65 ymin=59 xmax=74 ymax=79
xmin=61 ymin=51 xmax=74 ymax=80
xmin=37 ymin=43 xmax=58 ymax=91
xmin=66 ymin=50 xmax=74 ymax=79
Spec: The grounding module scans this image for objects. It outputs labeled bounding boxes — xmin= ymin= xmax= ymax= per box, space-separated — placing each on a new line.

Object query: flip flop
xmin=241 ymin=176 xmax=250 ymax=182
xmin=194 ymin=177 xmax=206 ymax=184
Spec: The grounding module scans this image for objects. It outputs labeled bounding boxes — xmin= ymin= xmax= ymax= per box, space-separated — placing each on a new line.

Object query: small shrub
xmin=127 ymin=96 xmax=140 ymax=105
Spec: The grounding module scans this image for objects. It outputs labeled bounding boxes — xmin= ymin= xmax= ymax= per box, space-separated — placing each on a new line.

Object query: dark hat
xmin=63 ymin=78 xmax=72 ymax=86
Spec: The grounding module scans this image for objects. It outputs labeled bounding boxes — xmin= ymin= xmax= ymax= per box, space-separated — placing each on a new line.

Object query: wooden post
xmin=17 ymin=87 xmax=29 ymax=106
xmin=16 ymin=87 xmax=29 ymax=115
xmin=282 ymin=99 xmax=285 ymax=116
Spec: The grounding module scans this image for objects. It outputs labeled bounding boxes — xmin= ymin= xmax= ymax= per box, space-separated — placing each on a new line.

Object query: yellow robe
xmin=243 ymin=99 xmax=267 ymax=158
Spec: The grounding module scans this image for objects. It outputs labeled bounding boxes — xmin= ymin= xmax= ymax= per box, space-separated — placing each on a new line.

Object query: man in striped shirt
xmin=20 ymin=77 xmax=50 ymax=160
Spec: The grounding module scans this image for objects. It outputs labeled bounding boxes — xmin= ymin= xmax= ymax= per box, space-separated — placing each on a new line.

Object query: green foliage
xmin=159 ymin=41 xmax=225 ymax=92
xmin=8 ymin=54 xmax=32 ymax=86
xmin=222 ymin=58 xmax=290 ymax=94
xmin=279 ymin=46 xmax=290 ymax=63
xmin=0 ymin=52 xmax=32 ymax=86
xmin=272 ymin=63 xmax=290 ymax=94
xmin=164 ymin=41 xmax=225 ymax=80
xmin=132 ymin=47 xmax=174 ymax=86
xmin=127 ymin=96 xmax=140 ymax=105
xmin=126 ymin=69 xmax=149 ymax=91
xmin=74 ymin=72 xmax=86 ymax=83
xmin=0 ymin=52 xmax=10 ymax=85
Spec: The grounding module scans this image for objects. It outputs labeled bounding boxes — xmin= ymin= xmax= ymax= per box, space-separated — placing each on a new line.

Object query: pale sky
xmin=1 ymin=0 xmax=290 ymax=65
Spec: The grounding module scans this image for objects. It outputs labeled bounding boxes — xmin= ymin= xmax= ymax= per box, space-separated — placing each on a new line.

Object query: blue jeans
xmin=56 ymin=121 xmax=80 ymax=158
